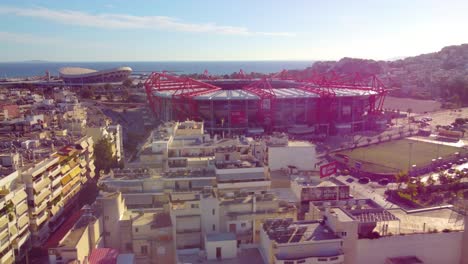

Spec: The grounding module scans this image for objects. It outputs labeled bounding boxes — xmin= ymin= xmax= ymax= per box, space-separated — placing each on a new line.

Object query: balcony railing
xmin=176 ymin=228 xmax=201 ymax=234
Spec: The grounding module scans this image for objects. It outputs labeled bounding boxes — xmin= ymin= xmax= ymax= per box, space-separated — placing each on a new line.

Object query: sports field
xmin=336 ymin=139 xmax=463 ymax=173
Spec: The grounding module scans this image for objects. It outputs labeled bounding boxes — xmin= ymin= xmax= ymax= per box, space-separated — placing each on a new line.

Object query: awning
xmin=60 ymin=164 xmax=71 ymax=174
xmin=61 ymin=174 xmax=72 ymax=186
xmin=69 ymin=166 xmax=81 ymax=179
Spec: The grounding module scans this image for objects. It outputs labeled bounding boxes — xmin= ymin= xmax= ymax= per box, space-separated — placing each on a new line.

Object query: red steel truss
xmin=242 ymin=78 xmax=276 ymax=126
xmin=144 ymin=72 xmax=221 ymax=120
xmin=145 ymin=71 xmax=388 ymax=126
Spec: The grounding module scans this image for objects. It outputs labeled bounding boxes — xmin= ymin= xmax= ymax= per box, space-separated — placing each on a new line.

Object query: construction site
xmin=144 ymin=71 xmax=389 ymax=135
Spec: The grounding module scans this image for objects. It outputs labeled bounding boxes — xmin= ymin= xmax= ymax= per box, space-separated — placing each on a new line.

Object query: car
xmin=358 ymin=177 xmax=370 ymax=184
xmin=346 ymin=178 xmax=355 ymax=183
xmin=378 ymin=178 xmax=390 ymax=185
xmin=448 ymin=168 xmax=456 ymax=174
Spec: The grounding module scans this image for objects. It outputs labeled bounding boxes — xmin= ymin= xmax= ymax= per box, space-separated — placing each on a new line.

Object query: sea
xmin=0 ymin=61 xmax=314 ymax=78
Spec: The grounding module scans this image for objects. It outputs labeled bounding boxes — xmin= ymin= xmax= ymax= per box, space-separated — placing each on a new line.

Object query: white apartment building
xmin=20 ymin=136 xmax=96 ymax=247
xmin=0 ymin=170 xmax=30 ymax=264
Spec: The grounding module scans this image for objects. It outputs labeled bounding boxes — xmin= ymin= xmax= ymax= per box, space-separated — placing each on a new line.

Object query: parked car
xmin=346 ymin=178 xmax=355 ymax=183
xmin=378 ymin=178 xmax=390 ymax=185
xmin=358 ymin=177 xmax=370 ymax=184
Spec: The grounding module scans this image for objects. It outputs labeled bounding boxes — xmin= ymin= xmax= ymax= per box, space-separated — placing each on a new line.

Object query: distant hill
xmin=293 ymin=44 xmax=468 ymax=107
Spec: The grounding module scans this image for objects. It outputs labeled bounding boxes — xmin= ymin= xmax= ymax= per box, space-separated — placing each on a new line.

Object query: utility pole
xmin=408 ymin=142 xmax=413 ymax=173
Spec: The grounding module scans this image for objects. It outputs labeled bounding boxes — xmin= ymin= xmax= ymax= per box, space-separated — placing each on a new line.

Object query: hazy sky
xmin=1 ymin=0 xmax=468 ymax=61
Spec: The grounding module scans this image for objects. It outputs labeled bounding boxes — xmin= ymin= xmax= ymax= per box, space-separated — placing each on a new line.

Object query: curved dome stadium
xmin=59 ymin=66 xmax=132 ymax=84
xmin=144 ymin=72 xmax=388 ymax=135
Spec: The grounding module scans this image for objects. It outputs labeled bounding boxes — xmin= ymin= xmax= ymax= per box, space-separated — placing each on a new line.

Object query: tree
xmin=104 ymin=83 xmax=112 ymax=91
xmin=407 ymin=108 xmax=413 ymax=127
xmin=395 ymin=171 xmax=409 ymax=190
xmin=81 ymin=89 xmax=93 ymax=99
xmin=93 ymin=138 xmax=118 ymax=176
xmin=366 ymin=138 xmax=372 ymax=145
xmin=122 ymin=78 xmax=133 ymax=88
xmin=406 ymin=182 xmax=418 ymax=200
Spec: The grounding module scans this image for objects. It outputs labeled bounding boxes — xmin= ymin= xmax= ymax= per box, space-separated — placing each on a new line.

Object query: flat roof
xmin=153 ymin=87 xmax=377 ymax=100
xmin=206 ymin=232 xmax=236 ymax=242
xmin=59 ymin=66 xmax=132 ymax=78
xmin=386 ymin=256 xmax=423 ymax=264
xmin=264 ymin=219 xmax=339 ymax=243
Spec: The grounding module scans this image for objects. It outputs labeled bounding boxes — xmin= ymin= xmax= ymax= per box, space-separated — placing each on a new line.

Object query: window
xmin=212 ymin=224 xmax=216 ymax=231
xmin=191 ymin=204 xmax=199 ymax=208
xmin=135 ymin=228 xmax=139 ymax=233
xmin=125 ymin=243 xmax=132 ymax=251
xmin=318 ymin=258 xmax=328 ymax=262
xmin=298 ymin=260 xmax=306 ymax=264
xmin=241 ymin=223 xmax=246 ymax=228
xmin=330 ymin=257 xmax=339 ymax=260
xmin=284 ymin=261 xmax=294 ymax=264
xmin=341 ymin=231 xmax=347 ymax=237
xmin=141 ymin=245 xmax=148 ymax=255
xmin=212 ymin=209 xmax=215 ymax=215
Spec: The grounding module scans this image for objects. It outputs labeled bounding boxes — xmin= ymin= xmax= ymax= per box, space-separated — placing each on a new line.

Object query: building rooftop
xmin=154 ymin=87 xmax=378 ymax=100
xmin=313 ymin=199 xmax=399 ymax=224
xmin=88 ymin=248 xmax=120 ymax=264
xmin=386 ymin=256 xmax=424 ymax=264
xmin=263 ymin=219 xmax=339 ymax=244
xmin=206 ymin=232 xmax=236 ymax=242
xmin=177 ymin=248 xmax=265 ymax=264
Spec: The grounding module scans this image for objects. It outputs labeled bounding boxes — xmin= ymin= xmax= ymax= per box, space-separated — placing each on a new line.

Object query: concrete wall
xmin=268 ymin=146 xmax=317 ymax=171
xmin=275 ymin=240 xmax=343 ymax=260
xmin=355 ymin=232 xmax=463 ymax=264
xmin=75 ymin=226 xmax=91 ymax=263
xmin=205 ymin=238 xmax=237 ymax=260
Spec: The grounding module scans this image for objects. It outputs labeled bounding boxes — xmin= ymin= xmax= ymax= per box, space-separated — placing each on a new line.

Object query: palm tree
xmin=407 ymin=108 xmax=413 ymax=129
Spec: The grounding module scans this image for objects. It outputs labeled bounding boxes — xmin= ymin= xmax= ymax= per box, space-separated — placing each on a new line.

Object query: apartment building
xmin=260 ymin=218 xmax=344 ymax=264
xmin=0 ymin=170 xmax=30 ymax=264
xmin=169 ymin=188 xmax=296 ymax=251
xmin=48 ymin=205 xmax=103 ymax=264
xmin=96 ymin=192 xmax=175 ymax=264
xmin=20 ymin=136 xmax=95 ymax=247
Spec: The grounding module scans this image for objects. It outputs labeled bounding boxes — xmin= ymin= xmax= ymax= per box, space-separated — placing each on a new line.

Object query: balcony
xmin=17 ymin=215 xmax=29 ymax=232
xmin=33 ymin=177 xmax=51 ymax=193
xmin=14 ymin=230 xmax=30 ymax=249
xmin=49 ymin=166 xmax=61 ymax=178
xmin=0 ymin=248 xmax=13 ymax=264
xmin=34 ymin=189 xmax=51 ymax=205
xmin=51 ymin=176 xmax=62 ymax=188
xmin=31 ymin=212 xmax=48 ymax=227
xmin=176 ymin=228 xmax=201 ymax=234
xmin=0 ymin=232 xmax=10 ymax=252
xmin=16 ymin=202 xmax=28 ymax=217
xmin=30 ymin=200 xmax=47 ymax=215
